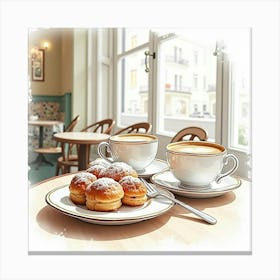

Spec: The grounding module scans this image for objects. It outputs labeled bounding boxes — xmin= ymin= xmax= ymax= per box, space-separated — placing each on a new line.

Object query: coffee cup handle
xmin=97 ymin=142 xmax=114 ymax=164
xmin=215 ymin=154 xmax=239 ymax=183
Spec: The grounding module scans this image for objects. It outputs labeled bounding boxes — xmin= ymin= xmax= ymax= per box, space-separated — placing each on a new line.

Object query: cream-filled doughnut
xmin=69 ymin=172 xmax=97 ymax=204
xmin=86 ymin=164 xmax=107 ymax=178
xmin=119 ymin=175 xmax=147 ymax=206
xmin=88 ymin=158 xmax=110 ymax=168
xmin=85 ymin=178 xmax=124 ymax=211
xmin=99 ymin=162 xmax=138 ymax=182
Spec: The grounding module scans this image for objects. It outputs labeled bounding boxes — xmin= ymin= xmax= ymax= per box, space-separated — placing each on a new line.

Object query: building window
xmin=203 ymin=75 xmax=207 ymax=90
xmin=179 ymin=75 xmax=182 ymax=91
xmin=193 ymin=50 xmax=198 ymax=65
xmin=130 ymin=69 xmax=137 ymax=88
xmin=174 ymin=46 xmax=178 ymax=61
xmin=131 ymin=35 xmax=137 ymax=49
xmin=193 ymin=74 xmax=198 ymax=89
xmin=174 ymin=46 xmax=183 ymax=62
xmin=174 ymin=74 xmax=178 ymax=90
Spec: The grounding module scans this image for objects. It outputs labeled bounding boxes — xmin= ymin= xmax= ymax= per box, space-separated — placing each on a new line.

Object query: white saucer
xmin=137 ymin=159 xmax=169 ymax=178
xmin=151 ymin=171 xmax=242 ymax=198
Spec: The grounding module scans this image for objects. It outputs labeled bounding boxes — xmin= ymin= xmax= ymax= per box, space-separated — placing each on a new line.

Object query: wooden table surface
xmin=53 ymin=132 xmax=110 ymax=170
xmin=28 ymin=120 xmax=64 ymax=168
xmin=29 ymin=120 xmax=64 ymax=147
xmin=29 ymin=172 xmax=251 ymax=254
xmin=53 ymin=132 xmax=110 ymax=145
xmin=28 ymin=120 xmax=63 ymax=127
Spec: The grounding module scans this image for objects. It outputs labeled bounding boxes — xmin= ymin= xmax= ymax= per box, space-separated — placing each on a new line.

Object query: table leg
xmin=30 ymin=125 xmax=54 ymax=169
xmin=34 ymin=154 xmax=54 ymax=169
xmin=39 ymin=126 xmax=44 ymax=148
xmin=78 ymin=144 xmax=90 ymax=170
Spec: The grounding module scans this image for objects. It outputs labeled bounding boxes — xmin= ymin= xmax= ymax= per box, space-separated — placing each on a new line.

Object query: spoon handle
xmin=160 ymin=192 xmax=217 ymax=225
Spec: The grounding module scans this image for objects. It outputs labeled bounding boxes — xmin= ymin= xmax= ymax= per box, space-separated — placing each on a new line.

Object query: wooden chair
xmin=53 ymin=115 xmax=81 ymax=175
xmin=56 ymin=119 xmax=115 ymax=175
xmin=55 ymin=144 xmax=79 ymax=175
xmin=114 ymin=122 xmax=152 ymax=135
xmin=33 ymin=115 xmax=80 ymax=169
xmin=81 ymin=118 xmax=115 ymax=134
xmin=170 ymin=126 xmax=208 ymax=143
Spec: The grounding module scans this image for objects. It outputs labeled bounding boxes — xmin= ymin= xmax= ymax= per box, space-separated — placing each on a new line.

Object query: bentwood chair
xmin=114 ymin=122 xmax=152 ymax=135
xmin=51 ymin=115 xmax=81 ymax=175
xmin=81 ymin=118 xmax=115 ymax=134
xmin=33 ymin=115 xmax=80 ymax=170
xmin=82 ymin=118 xmax=115 ymax=164
xmin=170 ymin=126 xmax=208 ymax=143
xmin=95 ymin=122 xmax=152 ymax=160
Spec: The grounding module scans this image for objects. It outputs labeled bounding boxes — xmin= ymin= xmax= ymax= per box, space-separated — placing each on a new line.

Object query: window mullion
xmin=148 ymin=31 xmax=158 ymax=135
xmin=221 ymin=52 xmax=230 ymax=147
xmin=215 ymin=43 xmax=227 ymax=144
xmin=116 ymin=42 xmax=149 ymax=60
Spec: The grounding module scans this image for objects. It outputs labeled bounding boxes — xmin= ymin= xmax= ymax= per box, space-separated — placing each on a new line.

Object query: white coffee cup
xmin=97 ymin=133 xmax=158 ymax=171
xmin=166 ymin=141 xmax=239 ymax=187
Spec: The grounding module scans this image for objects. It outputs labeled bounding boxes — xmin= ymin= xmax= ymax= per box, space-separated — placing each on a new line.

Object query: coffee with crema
xmin=168 ymin=142 xmax=223 ymax=155
xmin=166 ymin=141 xmax=238 ymax=186
xmin=98 ymin=133 xmax=158 ymax=170
xmin=111 ymin=134 xmax=156 ymax=142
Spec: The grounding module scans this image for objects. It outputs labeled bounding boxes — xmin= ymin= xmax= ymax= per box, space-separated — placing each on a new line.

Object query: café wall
xmin=29 ymin=28 xmax=73 ymax=95
xmin=29 ymin=28 xmax=113 ymax=131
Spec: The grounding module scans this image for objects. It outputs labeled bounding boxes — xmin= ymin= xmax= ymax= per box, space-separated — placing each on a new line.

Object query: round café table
xmin=53 ymin=132 xmax=110 ymax=170
xmin=29 ymin=120 xmax=64 ymax=168
xmin=29 ymin=173 xmax=251 ymax=253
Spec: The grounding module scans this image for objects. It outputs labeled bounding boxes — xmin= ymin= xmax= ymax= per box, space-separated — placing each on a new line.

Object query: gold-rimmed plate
xmin=45 ymin=185 xmax=174 ymax=225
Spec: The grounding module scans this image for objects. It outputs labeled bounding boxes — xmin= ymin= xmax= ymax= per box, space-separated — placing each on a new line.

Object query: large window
xmin=116 ymin=29 xmax=149 ymax=126
xmin=228 ymin=32 xmax=251 ymax=151
xmin=155 ymin=30 xmax=217 ymax=139
xmin=115 ymin=28 xmax=251 ymax=178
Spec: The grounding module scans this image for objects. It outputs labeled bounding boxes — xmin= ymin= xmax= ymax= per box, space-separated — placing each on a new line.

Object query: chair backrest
xmin=61 ymin=115 xmax=80 ymax=158
xmin=65 ymin=115 xmax=80 ymax=132
xmin=114 ymin=122 xmax=152 ymax=135
xmin=170 ymin=126 xmax=208 ymax=143
xmin=81 ymin=118 xmax=115 ymax=135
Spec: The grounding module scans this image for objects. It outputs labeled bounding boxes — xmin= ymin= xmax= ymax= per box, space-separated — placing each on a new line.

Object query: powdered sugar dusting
xmin=102 ymin=162 xmax=134 ymax=176
xmin=89 ymin=178 xmax=120 ymax=190
xmin=89 ymin=158 xmax=110 ymax=167
xmin=119 ymin=175 xmax=141 ymax=185
xmin=86 ymin=164 xmax=106 ymax=177
xmin=71 ymin=172 xmax=96 ymax=184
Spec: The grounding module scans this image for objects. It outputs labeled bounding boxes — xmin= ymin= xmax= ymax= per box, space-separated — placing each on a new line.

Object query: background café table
xmin=53 ymin=132 xmax=110 ymax=170
xmin=29 ymin=173 xmax=251 ymax=253
xmin=28 ymin=120 xmax=64 ymax=167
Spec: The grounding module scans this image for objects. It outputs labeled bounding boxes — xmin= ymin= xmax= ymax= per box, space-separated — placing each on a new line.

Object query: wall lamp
xmin=43 ymin=41 xmax=49 ymax=50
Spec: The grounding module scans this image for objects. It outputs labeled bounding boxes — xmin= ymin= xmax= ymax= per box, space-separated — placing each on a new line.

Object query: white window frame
xmin=111 ymin=28 xmax=251 ymax=179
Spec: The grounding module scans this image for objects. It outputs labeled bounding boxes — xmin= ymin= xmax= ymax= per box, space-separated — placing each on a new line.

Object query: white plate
xmin=151 ymin=171 xmax=242 ymax=198
xmin=137 ymin=159 xmax=169 ymax=178
xmin=46 ymin=185 xmax=174 ymax=225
